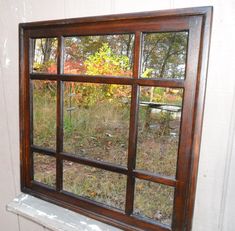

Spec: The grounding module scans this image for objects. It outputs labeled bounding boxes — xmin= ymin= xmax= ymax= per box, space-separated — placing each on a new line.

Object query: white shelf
xmin=7 ymin=194 xmax=121 ymax=231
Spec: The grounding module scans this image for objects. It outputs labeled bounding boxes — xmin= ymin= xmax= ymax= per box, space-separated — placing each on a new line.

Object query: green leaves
xmin=85 ymin=43 xmax=131 ymax=76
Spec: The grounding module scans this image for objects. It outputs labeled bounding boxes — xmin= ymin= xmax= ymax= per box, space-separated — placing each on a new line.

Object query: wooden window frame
xmin=19 ymin=6 xmax=213 ymax=231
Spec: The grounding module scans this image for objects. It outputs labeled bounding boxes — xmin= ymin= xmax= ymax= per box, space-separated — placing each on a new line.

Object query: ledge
xmin=7 ymin=194 xmax=121 ymax=231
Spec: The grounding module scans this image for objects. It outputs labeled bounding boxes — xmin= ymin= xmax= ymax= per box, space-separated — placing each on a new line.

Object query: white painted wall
xmin=0 ymin=0 xmax=235 ymax=230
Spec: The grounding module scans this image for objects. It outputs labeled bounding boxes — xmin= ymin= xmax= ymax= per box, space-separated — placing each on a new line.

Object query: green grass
xmin=33 ymin=153 xmax=56 ymax=187
xmin=33 ymin=83 xmax=181 ymax=226
xmin=33 ymin=81 xmax=57 ymax=149
xmin=63 ymin=161 xmax=126 ymax=210
xmin=136 ymin=108 xmax=180 ymax=176
xmin=63 ymin=101 xmax=130 ymax=166
xmin=134 ymin=179 xmax=174 ymax=225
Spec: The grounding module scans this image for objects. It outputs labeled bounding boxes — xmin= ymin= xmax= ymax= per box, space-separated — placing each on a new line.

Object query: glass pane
xmin=33 ymin=152 xmax=56 ymax=187
xmin=141 ymin=32 xmax=188 ymax=79
xmin=64 ymin=34 xmax=134 ymax=77
xmin=63 ymin=82 xmax=131 ymax=166
xmin=136 ymin=87 xmax=183 ymax=177
xmin=63 ymin=161 xmax=126 ymax=210
xmin=134 ymin=179 xmax=174 ymax=226
xmin=32 ymin=38 xmax=58 ymax=74
xmin=33 ymin=80 xmax=57 ymax=149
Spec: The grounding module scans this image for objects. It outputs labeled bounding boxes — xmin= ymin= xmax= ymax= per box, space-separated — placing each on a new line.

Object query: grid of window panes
xmin=31 ymin=32 xmax=188 ymax=227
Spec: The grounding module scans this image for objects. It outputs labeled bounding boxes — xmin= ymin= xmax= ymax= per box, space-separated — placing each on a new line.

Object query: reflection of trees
xmin=65 ymin=43 xmax=132 ymax=108
xmin=142 ymin=32 xmax=188 ymax=79
xmin=85 ymin=43 xmax=131 ymax=76
xmin=64 ymin=34 xmax=135 ymax=71
xmin=33 ymin=33 xmax=187 ymax=109
xmin=33 ymin=32 xmax=187 ymax=79
xmin=64 ymin=32 xmax=187 ymax=79
xmin=33 ymin=38 xmax=57 ymax=72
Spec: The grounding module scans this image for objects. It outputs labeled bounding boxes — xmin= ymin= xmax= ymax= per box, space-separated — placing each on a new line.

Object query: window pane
xmin=32 ymin=38 xmax=58 ymax=74
xmin=63 ymin=82 xmax=131 ymax=166
xmin=64 ymin=34 xmax=134 ymax=77
xmin=63 ymin=161 xmax=126 ymax=210
xmin=33 ymin=80 xmax=56 ymax=149
xmin=33 ymin=152 xmax=56 ymax=187
xmin=134 ymin=179 xmax=174 ymax=226
xmin=136 ymin=87 xmax=183 ymax=177
xmin=141 ymin=32 xmax=188 ymax=79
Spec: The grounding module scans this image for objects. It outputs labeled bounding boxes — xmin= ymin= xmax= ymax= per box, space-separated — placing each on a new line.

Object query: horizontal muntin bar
xmin=30 ymin=73 xmax=184 ymax=88
xmin=60 ymin=152 xmax=128 ymax=175
xmin=30 ymin=73 xmax=133 ymax=85
xmin=136 ymin=78 xmax=184 ymax=88
xmin=134 ymin=169 xmax=177 ymax=187
xmin=31 ymin=145 xmax=56 ymax=157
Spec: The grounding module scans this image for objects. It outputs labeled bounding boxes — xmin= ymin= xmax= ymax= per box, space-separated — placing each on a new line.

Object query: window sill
xmin=6 ymin=193 xmax=121 ymax=231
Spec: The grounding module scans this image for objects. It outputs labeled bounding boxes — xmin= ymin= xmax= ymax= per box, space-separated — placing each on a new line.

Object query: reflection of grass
xmin=136 ymin=135 xmax=178 ymax=176
xmin=135 ymin=179 xmax=174 ymax=225
xmin=33 ymin=83 xmax=56 ymax=149
xmin=34 ymin=87 xmax=179 ymax=226
xmin=63 ymin=161 xmax=126 ymax=210
xmin=33 ymin=153 xmax=56 ymax=187
xmin=63 ymin=101 xmax=130 ymax=166
xmin=136 ymin=106 xmax=180 ymax=176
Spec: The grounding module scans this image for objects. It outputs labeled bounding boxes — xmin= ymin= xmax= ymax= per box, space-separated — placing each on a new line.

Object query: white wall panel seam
xmin=218 ymin=83 xmax=235 ymax=231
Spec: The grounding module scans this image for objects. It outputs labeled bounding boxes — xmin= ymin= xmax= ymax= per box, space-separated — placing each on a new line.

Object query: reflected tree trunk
xmin=40 ymin=38 xmax=53 ymax=64
xmin=159 ymin=34 xmax=176 ymax=79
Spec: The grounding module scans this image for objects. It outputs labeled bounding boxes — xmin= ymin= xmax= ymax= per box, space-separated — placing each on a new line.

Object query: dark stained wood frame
xmin=19 ymin=6 xmax=213 ymax=231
